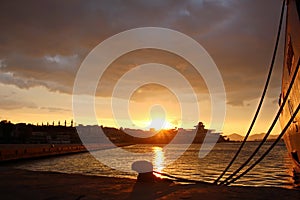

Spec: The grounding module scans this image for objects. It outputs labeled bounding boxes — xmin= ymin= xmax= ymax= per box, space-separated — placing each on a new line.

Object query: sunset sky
xmin=0 ymin=0 xmax=286 ymax=135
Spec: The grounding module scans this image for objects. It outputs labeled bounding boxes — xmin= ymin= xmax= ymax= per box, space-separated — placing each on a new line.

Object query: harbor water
xmin=12 ymin=141 xmax=295 ymax=188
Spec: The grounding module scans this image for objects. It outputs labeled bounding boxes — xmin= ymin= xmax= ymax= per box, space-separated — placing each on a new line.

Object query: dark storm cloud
xmin=0 ymin=0 xmax=284 ymax=106
xmin=0 ymin=0 xmax=234 ymax=56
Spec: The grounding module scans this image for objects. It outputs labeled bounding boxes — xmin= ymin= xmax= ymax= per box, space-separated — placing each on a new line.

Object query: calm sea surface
xmin=12 ymin=141 xmax=295 ymax=188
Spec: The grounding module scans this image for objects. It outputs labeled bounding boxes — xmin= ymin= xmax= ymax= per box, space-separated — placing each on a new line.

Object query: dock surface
xmin=0 ymin=167 xmax=299 ymax=200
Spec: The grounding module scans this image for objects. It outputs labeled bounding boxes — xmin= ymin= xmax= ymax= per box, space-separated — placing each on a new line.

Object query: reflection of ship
xmin=279 ymin=0 xmax=300 ymax=178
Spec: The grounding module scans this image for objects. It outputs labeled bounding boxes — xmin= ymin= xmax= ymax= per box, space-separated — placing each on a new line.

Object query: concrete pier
xmin=0 ymin=144 xmax=87 ymax=162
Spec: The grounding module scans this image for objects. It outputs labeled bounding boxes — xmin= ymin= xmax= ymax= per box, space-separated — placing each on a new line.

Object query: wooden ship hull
xmin=279 ymin=0 xmax=300 ymax=179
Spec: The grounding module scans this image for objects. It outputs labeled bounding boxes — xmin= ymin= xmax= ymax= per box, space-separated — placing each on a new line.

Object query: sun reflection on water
xmin=152 ymin=146 xmax=165 ymax=178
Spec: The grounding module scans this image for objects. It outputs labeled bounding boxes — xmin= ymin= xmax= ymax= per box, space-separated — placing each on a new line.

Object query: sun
xmin=144 ymin=104 xmax=175 ymax=131
xmin=161 ymin=120 xmax=174 ymax=130
xmin=148 ymin=117 xmax=174 ymax=131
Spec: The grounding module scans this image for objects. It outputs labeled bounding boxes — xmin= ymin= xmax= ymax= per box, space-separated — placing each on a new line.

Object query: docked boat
xmin=279 ymin=0 xmax=300 ymax=179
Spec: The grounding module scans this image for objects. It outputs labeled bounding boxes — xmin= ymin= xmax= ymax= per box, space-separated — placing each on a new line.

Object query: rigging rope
xmin=153 ymin=171 xmax=211 ymax=184
xmin=154 ymin=57 xmax=297 ymax=185
xmin=220 ymin=58 xmax=299 ymax=185
xmin=225 ymin=103 xmax=300 ymax=185
xmin=214 ymin=0 xmax=286 ymax=184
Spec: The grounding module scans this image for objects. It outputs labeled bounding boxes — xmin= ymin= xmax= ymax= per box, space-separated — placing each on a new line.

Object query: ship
xmin=279 ymin=0 xmax=300 ymax=179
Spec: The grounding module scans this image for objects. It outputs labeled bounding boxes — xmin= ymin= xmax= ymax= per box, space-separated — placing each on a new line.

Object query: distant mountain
xmin=248 ymin=133 xmax=279 ymax=141
xmin=225 ymin=133 xmax=279 ymax=141
xmin=225 ymin=133 xmax=243 ymax=141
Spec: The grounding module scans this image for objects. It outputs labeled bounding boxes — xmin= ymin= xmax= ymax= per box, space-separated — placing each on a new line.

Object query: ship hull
xmin=279 ymin=0 xmax=300 ymax=181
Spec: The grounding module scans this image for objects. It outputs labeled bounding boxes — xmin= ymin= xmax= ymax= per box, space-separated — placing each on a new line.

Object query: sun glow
xmin=149 ymin=118 xmax=174 ymax=131
xmin=152 ymin=146 xmax=165 ymax=178
xmin=146 ymin=104 xmax=176 ymax=131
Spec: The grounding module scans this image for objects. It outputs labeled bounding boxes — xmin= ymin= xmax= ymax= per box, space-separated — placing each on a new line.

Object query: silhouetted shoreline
xmin=0 ymin=121 xmax=228 ymax=145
